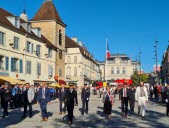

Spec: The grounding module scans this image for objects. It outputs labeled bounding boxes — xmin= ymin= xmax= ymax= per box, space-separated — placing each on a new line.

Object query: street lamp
xmin=138 ymin=49 xmax=142 ymax=82
xmin=154 ymin=40 xmax=158 ymax=84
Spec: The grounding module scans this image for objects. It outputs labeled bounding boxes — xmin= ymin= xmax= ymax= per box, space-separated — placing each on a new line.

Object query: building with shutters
xmin=0 ymin=8 xmax=57 ymax=85
xmin=99 ymin=54 xmax=140 ymax=81
xmin=65 ymin=36 xmax=101 ymax=86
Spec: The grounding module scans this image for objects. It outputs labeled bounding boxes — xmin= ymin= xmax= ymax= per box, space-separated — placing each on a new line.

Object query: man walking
xmin=129 ymin=85 xmax=136 ymax=113
xmin=135 ymin=81 xmax=148 ymax=118
xmin=81 ymin=84 xmax=90 ymax=115
xmin=58 ymin=84 xmax=67 ymax=115
xmin=2 ymin=83 xmax=11 ymax=118
xmin=21 ymin=83 xmax=35 ymax=119
xmin=37 ymin=82 xmax=50 ymax=122
xmin=119 ymin=83 xmax=129 ymax=117
xmin=63 ymin=83 xmax=78 ymax=126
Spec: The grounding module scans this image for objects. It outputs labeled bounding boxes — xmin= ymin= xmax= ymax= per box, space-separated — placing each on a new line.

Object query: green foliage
xmin=131 ymin=70 xmax=149 ymax=85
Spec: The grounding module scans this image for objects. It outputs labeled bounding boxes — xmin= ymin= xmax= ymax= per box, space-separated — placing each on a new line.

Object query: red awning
xmin=59 ymin=80 xmax=66 ymax=85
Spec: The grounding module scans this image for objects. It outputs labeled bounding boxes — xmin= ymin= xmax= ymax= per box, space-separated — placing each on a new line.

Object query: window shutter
xmin=5 ymin=57 xmax=9 ymax=70
xmin=20 ymin=59 xmax=23 ymax=73
xmin=11 ymin=58 xmax=14 ymax=72
xmin=51 ymin=65 xmax=53 ymax=76
xmin=31 ymin=43 xmax=34 ymax=53
xmin=30 ymin=61 xmax=31 ymax=74
xmin=39 ymin=63 xmax=41 ymax=75
xmin=26 ymin=42 xmax=29 ymax=52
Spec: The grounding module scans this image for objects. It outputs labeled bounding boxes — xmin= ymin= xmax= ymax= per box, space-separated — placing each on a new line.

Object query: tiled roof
xmin=0 ymin=8 xmax=58 ymax=50
xmin=65 ymin=36 xmax=99 ymax=66
xmin=31 ymin=1 xmax=65 ymax=25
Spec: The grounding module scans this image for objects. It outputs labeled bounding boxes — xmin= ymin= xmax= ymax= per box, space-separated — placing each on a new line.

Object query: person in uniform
xmin=63 ymin=83 xmax=78 ymax=126
xmin=81 ymin=84 xmax=90 ymax=115
xmin=37 ymin=82 xmax=50 ymax=122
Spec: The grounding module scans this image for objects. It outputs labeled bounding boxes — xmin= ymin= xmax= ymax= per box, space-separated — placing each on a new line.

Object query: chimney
xmin=71 ymin=37 xmax=77 ymax=43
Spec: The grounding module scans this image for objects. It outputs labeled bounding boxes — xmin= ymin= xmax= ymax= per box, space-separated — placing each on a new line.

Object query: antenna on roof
xmin=23 ymin=0 xmax=26 ymax=13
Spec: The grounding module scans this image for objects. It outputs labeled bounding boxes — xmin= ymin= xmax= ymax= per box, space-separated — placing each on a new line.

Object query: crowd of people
xmin=1 ymin=81 xmax=169 ymax=126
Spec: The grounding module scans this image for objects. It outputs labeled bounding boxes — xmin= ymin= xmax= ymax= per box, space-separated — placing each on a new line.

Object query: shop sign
xmin=0 ymin=72 xmax=9 ymax=76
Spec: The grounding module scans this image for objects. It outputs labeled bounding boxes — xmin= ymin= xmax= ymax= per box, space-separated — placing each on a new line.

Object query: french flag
xmin=106 ymin=41 xmax=110 ymax=59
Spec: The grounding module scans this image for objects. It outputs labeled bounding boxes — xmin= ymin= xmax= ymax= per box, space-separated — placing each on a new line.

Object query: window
xmin=111 ymin=68 xmax=114 ymax=74
xmin=59 ymin=68 xmax=62 ymax=77
xmin=67 ymin=56 xmax=71 ymax=63
xmin=36 ymin=45 xmax=41 ymax=56
xmin=37 ymin=63 xmax=41 ymax=75
xmin=26 ymin=41 xmax=33 ymax=53
xmin=74 ymin=67 xmax=77 ymax=76
xmin=11 ymin=58 xmax=22 ymax=72
xmin=59 ymin=50 xmax=62 ymax=59
xmin=59 ymin=29 xmax=62 ymax=45
xmin=15 ymin=18 xmax=20 ymax=28
xmin=5 ymin=57 xmax=9 ymax=71
xmin=122 ymin=67 xmax=126 ymax=74
xmin=0 ymin=56 xmax=4 ymax=70
xmin=116 ymin=67 xmax=120 ymax=74
xmin=48 ymin=48 xmax=52 ymax=58
xmin=74 ymin=56 xmax=77 ymax=63
xmin=11 ymin=58 xmax=19 ymax=72
xmin=26 ymin=61 xmax=31 ymax=74
xmin=48 ymin=65 xmax=53 ymax=77
xmin=14 ymin=37 xmax=19 ymax=50
xmin=0 ymin=32 xmax=5 ymax=46
xmin=66 ymin=67 xmax=71 ymax=79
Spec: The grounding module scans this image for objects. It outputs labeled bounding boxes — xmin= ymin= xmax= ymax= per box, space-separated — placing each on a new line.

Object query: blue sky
xmin=1 ymin=0 xmax=169 ymax=72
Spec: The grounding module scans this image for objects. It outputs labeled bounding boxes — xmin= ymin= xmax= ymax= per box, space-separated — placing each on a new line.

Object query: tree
xmin=131 ymin=70 xmax=149 ymax=85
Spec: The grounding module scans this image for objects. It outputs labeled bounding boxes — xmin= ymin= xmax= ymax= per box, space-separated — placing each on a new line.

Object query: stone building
xmin=99 ymin=53 xmax=139 ymax=81
xmin=65 ymin=36 xmax=101 ymax=86
xmin=0 ymin=8 xmax=57 ymax=85
xmin=30 ymin=0 xmax=66 ymax=81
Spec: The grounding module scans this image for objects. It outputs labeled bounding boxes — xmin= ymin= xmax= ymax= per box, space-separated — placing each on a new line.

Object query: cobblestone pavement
xmin=0 ymin=95 xmax=169 ymax=128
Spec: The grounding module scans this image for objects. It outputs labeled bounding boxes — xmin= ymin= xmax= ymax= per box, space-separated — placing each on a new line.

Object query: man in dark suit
xmin=81 ymin=84 xmax=90 ymax=115
xmin=165 ymin=84 xmax=169 ymax=116
xmin=21 ymin=83 xmax=35 ymax=119
xmin=63 ymin=83 xmax=78 ymax=126
xmin=2 ymin=83 xmax=11 ymax=118
xmin=129 ymin=85 xmax=136 ymax=113
xmin=58 ymin=84 xmax=67 ymax=115
xmin=37 ymin=82 xmax=50 ymax=122
xmin=119 ymin=83 xmax=129 ymax=117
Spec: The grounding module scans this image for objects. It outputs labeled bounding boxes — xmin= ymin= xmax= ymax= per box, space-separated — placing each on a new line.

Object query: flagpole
xmin=105 ymin=38 xmax=108 ymax=84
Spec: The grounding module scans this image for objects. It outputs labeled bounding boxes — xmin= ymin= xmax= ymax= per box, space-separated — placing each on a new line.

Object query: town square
xmin=0 ymin=0 xmax=169 ymax=128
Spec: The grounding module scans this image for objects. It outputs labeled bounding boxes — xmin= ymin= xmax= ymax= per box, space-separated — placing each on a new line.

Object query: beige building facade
xmin=0 ymin=8 xmax=57 ymax=85
xmin=65 ymin=36 xmax=101 ymax=86
xmin=99 ymin=54 xmax=139 ymax=81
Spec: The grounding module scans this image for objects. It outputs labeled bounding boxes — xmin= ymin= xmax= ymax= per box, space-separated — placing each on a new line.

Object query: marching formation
xmin=0 ymin=81 xmax=169 ymax=126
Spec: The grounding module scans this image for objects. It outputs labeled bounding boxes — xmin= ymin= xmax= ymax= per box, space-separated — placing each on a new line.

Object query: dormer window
xmin=32 ymin=28 xmax=41 ymax=38
xmin=15 ymin=17 xmax=20 ymax=28
xmin=27 ymin=23 xmax=31 ymax=33
xmin=7 ymin=16 xmax=20 ymax=29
